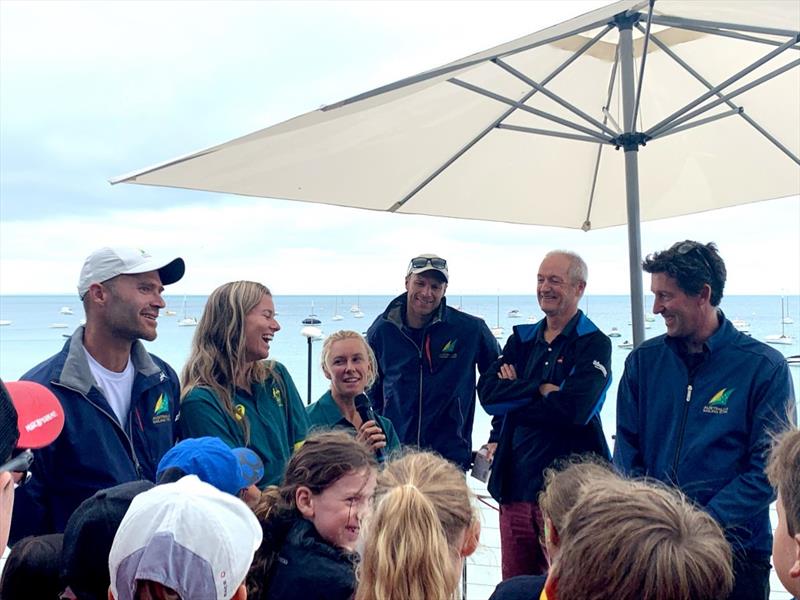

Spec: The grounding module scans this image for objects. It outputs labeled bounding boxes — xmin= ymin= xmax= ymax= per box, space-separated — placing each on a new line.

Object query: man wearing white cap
xmin=10 ymin=247 xmax=185 ymax=543
xmin=367 ymin=254 xmax=500 ymax=471
xmin=108 ymin=475 xmax=262 ymax=600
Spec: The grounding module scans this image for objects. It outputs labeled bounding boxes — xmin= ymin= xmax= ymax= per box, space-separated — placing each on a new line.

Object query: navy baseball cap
xmin=156 ymin=437 xmax=264 ymax=495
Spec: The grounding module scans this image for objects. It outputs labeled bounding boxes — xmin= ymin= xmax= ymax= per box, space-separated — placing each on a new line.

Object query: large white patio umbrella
xmin=113 ymin=0 xmax=800 ymax=346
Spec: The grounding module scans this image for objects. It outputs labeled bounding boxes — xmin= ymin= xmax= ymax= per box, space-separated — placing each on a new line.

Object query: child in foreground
xmin=355 ymin=451 xmax=480 ymax=600
xmin=767 ymin=426 xmax=800 ymax=598
xmin=546 ymin=477 xmax=733 ymax=600
xmin=247 ymin=430 xmax=378 ymax=600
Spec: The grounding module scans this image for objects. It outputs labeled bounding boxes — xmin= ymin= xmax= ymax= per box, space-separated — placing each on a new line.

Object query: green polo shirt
xmin=180 ymin=361 xmax=309 ymax=487
xmin=306 ymin=390 xmax=401 ymax=457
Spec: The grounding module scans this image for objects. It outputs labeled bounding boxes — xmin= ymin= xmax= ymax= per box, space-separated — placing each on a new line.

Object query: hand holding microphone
xmin=354 ymin=393 xmax=386 ymax=462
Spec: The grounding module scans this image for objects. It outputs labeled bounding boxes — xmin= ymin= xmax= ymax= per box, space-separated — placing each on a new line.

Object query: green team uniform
xmin=306 ymin=390 xmax=402 ymax=457
xmin=180 ymin=361 xmax=309 ymax=487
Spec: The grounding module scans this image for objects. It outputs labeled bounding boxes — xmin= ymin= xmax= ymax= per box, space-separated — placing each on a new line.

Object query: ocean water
xmin=1 ymin=294 xmax=798 ymax=450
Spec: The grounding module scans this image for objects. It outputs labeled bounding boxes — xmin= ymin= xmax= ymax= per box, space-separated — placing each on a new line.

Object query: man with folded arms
xmin=367 ymin=254 xmax=500 ymax=470
xmin=478 ymin=250 xmax=612 ymax=579
xmin=10 ymin=247 xmax=185 ymax=543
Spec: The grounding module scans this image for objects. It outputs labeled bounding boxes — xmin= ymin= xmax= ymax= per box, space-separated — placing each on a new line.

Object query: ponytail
xmin=356 ymin=452 xmax=477 ymax=600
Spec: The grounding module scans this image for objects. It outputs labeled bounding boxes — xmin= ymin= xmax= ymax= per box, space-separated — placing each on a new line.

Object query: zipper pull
xmin=685 ymin=384 xmax=693 ymax=403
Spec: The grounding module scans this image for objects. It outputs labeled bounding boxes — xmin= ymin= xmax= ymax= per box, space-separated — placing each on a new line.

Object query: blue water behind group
xmin=2 ymin=294 xmax=798 ymax=450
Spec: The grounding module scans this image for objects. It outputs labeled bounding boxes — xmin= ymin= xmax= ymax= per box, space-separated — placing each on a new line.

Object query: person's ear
xmin=232 ymin=583 xmax=248 ymax=599
xmin=544 ymin=573 xmax=558 ymax=599
xmin=698 ymin=283 xmax=712 ymax=305
xmin=321 ymin=363 xmax=332 ymax=381
xmin=789 ymin=533 xmax=800 ymax=579
xmin=460 ymin=520 xmax=480 ymax=557
xmin=295 ymin=486 xmax=315 ymax=519
xmin=545 ymin=516 xmax=560 ymax=548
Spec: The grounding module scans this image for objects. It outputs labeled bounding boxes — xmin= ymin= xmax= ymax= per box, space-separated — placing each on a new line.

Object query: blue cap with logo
xmin=156 ymin=437 xmax=264 ymax=495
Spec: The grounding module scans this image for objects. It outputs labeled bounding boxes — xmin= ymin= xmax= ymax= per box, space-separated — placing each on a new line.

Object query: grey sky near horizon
xmin=1 ymin=0 xmax=798 ymax=296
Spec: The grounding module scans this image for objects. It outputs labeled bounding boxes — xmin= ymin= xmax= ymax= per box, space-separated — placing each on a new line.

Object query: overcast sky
xmin=1 ymin=0 xmax=798 ymax=297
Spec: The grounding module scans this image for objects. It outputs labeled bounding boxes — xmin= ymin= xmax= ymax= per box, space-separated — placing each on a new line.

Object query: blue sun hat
xmin=156 ymin=437 xmax=264 ymax=495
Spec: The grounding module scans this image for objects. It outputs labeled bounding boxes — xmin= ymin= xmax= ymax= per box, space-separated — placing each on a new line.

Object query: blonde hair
xmin=320 ymin=330 xmax=378 ymax=390
xmin=767 ymin=427 xmax=800 ymax=536
xmin=247 ymin=431 xmax=377 ymax=598
xmin=552 ymin=478 xmax=733 ymax=600
xmin=538 ymin=456 xmax=615 ymax=537
xmin=181 ymin=281 xmax=275 ymax=443
xmin=355 ymin=452 xmax=477 ymax=600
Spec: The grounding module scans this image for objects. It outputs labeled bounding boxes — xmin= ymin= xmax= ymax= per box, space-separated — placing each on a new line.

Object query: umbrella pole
xmin=617 ymin=19 xmax=646 ymax=348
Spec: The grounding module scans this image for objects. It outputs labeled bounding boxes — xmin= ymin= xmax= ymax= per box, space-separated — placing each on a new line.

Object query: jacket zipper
xmin=670 ymin=383 xmax=693 ymax=481
xmin=53 ymin=381 xmax=143 ymax=478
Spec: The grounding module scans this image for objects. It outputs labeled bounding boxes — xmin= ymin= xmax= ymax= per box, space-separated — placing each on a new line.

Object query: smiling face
xmin=405 ymin=272 xmax=447 ymax=328
xmin=323 ymin=337 xmax=373 ymax=401
xmin=100 ymin=271 xmax=165 ymax=342
xmin=243 ymin=294 xmax=280 ymax=362
xmin=298 ymin=467 xmax=377 ymax=551
xmin=650 ymin=272 xmax=705 ymax=339
xmin=537 ymin=254 xmax=584 ymax=320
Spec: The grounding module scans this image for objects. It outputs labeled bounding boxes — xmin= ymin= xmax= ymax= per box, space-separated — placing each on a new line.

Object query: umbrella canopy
xmin=113 ymin=0 xmax=800 ymax=345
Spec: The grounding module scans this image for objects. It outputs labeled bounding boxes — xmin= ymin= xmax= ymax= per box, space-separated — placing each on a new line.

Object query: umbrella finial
xmin=581 ymin=221 xmax=592 ymax=232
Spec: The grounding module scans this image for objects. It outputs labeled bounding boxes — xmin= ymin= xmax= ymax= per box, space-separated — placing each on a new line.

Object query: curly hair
xmin=768 ymin=427 xmax=800 ymax=537
xmin=551 ymin=478 xmax=733 ymax=600
xmin=642 ymin=240 xmax=726 ymax=306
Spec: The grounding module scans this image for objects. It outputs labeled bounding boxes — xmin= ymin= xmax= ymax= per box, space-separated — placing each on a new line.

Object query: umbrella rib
xmin=654 ymin=108 xmax=743 ymax=139
xmin=322 ymin=18 xmax=614 ymax=112
xmin=492 ymin=58 xmax=618 ymax=138
xmin=449 ymin=78 xmax=613 ymax=143
xmin=648 ymin=14 xmax=800 ymax=39
xmin=388 ymin=23 xmax=613 ymax=213
xmin=640 ymin=25 xmax=800 ymax=166
xmin=497 ymin=124 xmax=611 ymax=144
xmin=585 ymin=49 xmax=621 ymax=232
xmin=650 ymin=57 xmax=800 ymax=140
xmin=645 ymin=34 xmax=800 ymax=137
xmin=649 ymin=20 xmax=800 ymax=51
xmin=630 ymin=0 xmax=655 ymax=132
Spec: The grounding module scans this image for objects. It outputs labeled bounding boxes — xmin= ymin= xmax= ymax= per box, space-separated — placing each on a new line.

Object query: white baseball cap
xmin=108 ymin=475 xmax=262 ymax=600
xmin=78 ymin=246 xmax=185 ymax=299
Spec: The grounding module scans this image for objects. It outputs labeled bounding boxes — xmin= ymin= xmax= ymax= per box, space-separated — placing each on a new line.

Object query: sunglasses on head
xmin=674 ymin=241 xmax=714 ymax=275
xmin=0 ymin=448 xmax=34 ymax=488
xmin=410 ymin=257 xmax=447 ymax=270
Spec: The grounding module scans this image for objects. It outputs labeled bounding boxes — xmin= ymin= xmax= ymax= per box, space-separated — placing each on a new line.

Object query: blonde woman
xmin=356 ymin=451 xmax=480 ymax=600
xmin=179 ymin=281 xmax=309 ymax=487
xmin=307 ymin=330 xmax=400 ymax=459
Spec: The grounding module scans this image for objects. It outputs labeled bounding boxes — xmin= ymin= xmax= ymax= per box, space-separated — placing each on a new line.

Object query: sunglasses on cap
xmin=674 ymin=241 xmax=714 ymax=276
xmin=409 ymin=257 xmax=447 ymax=270
xmin=0 ymin=448 xmax=33 ymax=488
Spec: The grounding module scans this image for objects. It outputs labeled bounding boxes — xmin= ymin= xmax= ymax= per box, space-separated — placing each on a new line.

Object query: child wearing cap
xmin=156 ymin=437 xmax=264 ymax=507
xmin=108 ymin=476 xmax=262 ymax=600
xmin=247 ymin=431 xmax=377 ymax=600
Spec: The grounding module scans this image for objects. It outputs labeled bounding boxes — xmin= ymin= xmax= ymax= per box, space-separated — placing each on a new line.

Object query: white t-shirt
xmin=84 ymin=348 xmax=134 ymax=429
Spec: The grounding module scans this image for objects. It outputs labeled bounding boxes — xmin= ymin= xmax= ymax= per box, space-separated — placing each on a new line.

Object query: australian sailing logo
xmin=152 ymin=393 xmax=171 ymax=424
xmin=439 ymin=339 xmax=458 ymax=359
xmin=272 ymin=385 xmax=284 ymax=407
xmin=702 ymin=388 xmax=734 ymax=415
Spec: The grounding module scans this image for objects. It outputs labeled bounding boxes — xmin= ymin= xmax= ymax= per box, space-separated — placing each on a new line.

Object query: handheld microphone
xmin=354 ymin=393 xmax=385 ymax=462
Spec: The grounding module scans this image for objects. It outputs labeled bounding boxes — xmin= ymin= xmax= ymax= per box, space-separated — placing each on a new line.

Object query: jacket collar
xmin=57 ymin=326 xmax=161 ymax=394
xmin=383 ymin=292 xmax=448 ymax=329
xmin=664 ymin=309 xmax=732 ymax=355
xmin=315 ymin=390 xmax=348 ymax=424
xmin=516 ymin=310 xmax=591 ymax=344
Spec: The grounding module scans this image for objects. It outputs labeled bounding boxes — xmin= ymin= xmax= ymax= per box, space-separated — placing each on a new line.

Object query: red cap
xmin=5 ymin=381 xmax=64 ymax=449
